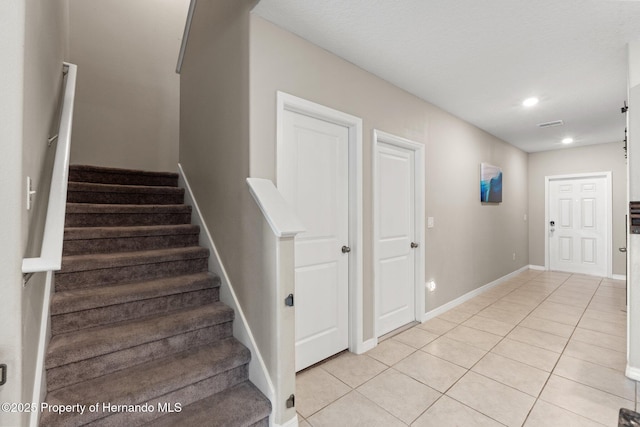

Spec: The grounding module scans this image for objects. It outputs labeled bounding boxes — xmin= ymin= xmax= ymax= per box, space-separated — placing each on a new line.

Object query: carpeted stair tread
xmin=64 ymin=224 xmax=199 ymax=241
xmin=150 ymin=381 xmax=271 ymax=427
xmin=67 ymin=181 xmax=185 ymax=205
xmin=65 ymin=203 xmax=192 ymax=227
xmin=42 ymin=338 xmax=250 ymax=426
xmin=68 ymin=164 xmax=179 ymax=187
xmin=59 ymin=246 xmax=208 ymax=273
xmin=63 ymin=224 xmax=200 ymax=255
xmin=51 ymin=272 xmax=219 ymax=315
xmin=46 ymin=303 xmax=234 ymax=369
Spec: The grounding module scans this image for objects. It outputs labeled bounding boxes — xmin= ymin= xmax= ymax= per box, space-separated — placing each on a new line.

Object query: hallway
xmin=296 ymin=270 xmax=631 ymax=426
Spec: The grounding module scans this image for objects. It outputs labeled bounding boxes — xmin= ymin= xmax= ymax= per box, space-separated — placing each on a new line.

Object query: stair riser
xmin=55 ymin=258 xmax=208 ymax=291
xmin=67 ymin=191 xmax=184 ymax=205
xmin=63 ymin=234 xmax=200 ymax=256
xmin=84 ymin=365 xmax=249 ymax=427
xmin=47 ymin=323 xmax=233 ymax=392
xmin=52 ymin=289 xmax=219 ymax=334
xmin=65 ymin=212 xmax=191 ymax=227
xmin=68 ymin=169 xmax=178 ymax=187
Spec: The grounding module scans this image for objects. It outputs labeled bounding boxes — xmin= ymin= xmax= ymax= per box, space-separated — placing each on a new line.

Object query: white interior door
xmin=548 ymin=175 xmax=608 ymax=276
xmin=280 ymin=109 xmax=350 ymax=372
xmin=375 ymin=142 xmax=416 ymax=336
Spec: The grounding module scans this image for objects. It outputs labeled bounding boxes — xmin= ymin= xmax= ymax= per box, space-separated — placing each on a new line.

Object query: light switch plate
xmin=427 ymin=217 xmax=434 ymax=228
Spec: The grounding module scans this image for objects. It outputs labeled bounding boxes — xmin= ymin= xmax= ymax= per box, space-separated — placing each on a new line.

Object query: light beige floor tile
xmin=506 ymin=326 xmax=568 ymax=353
xmin=524 ymin=400 xmax=604 ymax=427
xmin=546 ymin=293 xmax=591 ymax=309
xmin=394 ymin=350 xmax=467 ymax=392
xmin=437 ymin=307 xmax=475 ymax=324
xmin=411 ymin=395 xmax=504 ymax=427
xmin=418 ymin=317 xmax=458 ymax=335
xmin=591 ymin=295 xmax=626 ymax=307
xmin=447 ymin=371 xmax=535 ymax=427
xmin=462 ymin=315 xmax=515 ymax=336
xmin=529 ymin=305 xmax=582 ymax=326
xmin=320 ymin=352 xmax=387 ymax=388
xmin=366 ymin=339 xmax=415 ymax=366
xmin=444 ymin=325 xmax=502 ymax=351
xmin=295 ymin=367 xmax=351 ymax=418
xmin=539 ymin=375 xmax=634 ymax=426
xmin=307 ymin=391 xmax=405 ymax=427
xmin=357 ymin=369 xmax=441 ymax=424
xmin=577 ymin=316 xmax=626 ymax=338
xmin=392 ymin=327 xmax=439 ymax=349
xmin=587 ymin=301 xmax=626 ymax=315
xmin=299 ymin=419 xmax=311 ymax=427
xmin=472 ymin=352 xmax=550 ymax=396
xmin=582 ymin=307 xmax=626 ymax=325
xmin=499 ymin=294 xmax=543 ymax=308
xmin=537 ymin=301 xmax=585 ymax=316
xmin=422 ymin=336 xmax=487 ymax=369
xmin=571 ymin=327 xmax=626 ymax=352
xmin=455 ymin=296 xmax=495 ymax=314
xmin=476 ymin=306 xmax=526 ymax=324
xmin=553 ymin=355 xmax=636 ymax=400
xmin=486 ymin=299 xmax=531 ymax=314
xmin=563 ymin=339 xmax=626 ymax=372
xmin=519 ymin=316 xmax=575 ymax=338
xmin=491 ymin=338 xmax=560 ymax=372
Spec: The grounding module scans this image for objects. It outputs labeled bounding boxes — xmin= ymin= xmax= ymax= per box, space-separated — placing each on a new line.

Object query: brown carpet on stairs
xmin=40 ymin=164 xmax=271 ymax=427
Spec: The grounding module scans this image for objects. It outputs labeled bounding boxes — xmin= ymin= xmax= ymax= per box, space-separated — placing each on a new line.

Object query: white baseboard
xmin=626 ymin=364 xmax=640 ymax=381
xmin=178 ymin=164 xmax=275 ymax=403
xmin=612 ymin=274 xmax=627 ymax=281
xmin=423 ymin=266 xmax=531 ymax=321
xmin=358 ymin=338 xmax=378 ymax=354
xmin=528 ymin=264 xmax=546 ymax=271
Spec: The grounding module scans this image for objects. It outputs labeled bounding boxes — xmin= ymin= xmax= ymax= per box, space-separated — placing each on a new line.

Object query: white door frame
xmin=544 ymin=171 xmax=613 ymax=278
xmin=373 ymin=129 xmax=426 ymax=334
xmin=276 ymin=92 xmax=367 ymax=354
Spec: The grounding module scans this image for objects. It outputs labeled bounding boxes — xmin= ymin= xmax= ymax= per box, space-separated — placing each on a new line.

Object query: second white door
xmin=280 ymin=109 xmax=350 ymax=372
xmin=375 ymin=141 xmax=416 ymax=336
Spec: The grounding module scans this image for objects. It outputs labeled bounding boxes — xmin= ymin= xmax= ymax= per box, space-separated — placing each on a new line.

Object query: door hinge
xmin=0 ymin=364 xmax=7 ymax=386
xmin=286 ymin=394 xmax=295 ymax=408
xmin=285 ymin=294 xmax=294 ymax=307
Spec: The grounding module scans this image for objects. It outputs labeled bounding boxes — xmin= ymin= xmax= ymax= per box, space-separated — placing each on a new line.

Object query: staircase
xmin=41 ymin=165 xmax=271 ymax=426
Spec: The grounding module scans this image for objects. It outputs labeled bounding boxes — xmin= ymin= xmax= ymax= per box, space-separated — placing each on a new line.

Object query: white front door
xmin=375 ymin=142 xmax=416 ymax=336
xmin=280 ymin=109 xmax=350 ymax=372
xmin=548 ymin=175 xmax=609 ymax=276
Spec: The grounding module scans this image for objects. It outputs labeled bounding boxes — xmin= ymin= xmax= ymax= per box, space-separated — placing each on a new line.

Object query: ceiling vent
xmin=537 ymin=120 xmax=564 ymax=128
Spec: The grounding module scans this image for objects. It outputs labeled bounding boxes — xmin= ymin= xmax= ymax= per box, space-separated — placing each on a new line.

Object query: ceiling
xmin=253 ymin=0 xmax=640 ymax=153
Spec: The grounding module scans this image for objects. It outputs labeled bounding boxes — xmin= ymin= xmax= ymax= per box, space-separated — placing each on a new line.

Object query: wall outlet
xmin=512 ymin=252 xmax=516 ymax=260
xmin=426 ymin=280 xmax=437 ymax=292
xmin=427 ymin=217 xmax=435 ymax=228
xmin=26 ymin=176 xmax=36 ymax=211
xmin=524 ymin=213 xmax=527 ymax=221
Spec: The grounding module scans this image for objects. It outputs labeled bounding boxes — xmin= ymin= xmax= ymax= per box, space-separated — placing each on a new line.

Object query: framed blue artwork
xmin=480 ymin=163 xmax=502 ymax=203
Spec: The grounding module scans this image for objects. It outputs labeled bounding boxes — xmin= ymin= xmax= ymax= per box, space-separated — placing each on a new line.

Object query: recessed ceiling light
xmin=562 ymin=137 xmax=574 ymax=144
xmin=522 ymin=97 xmax=539 ymax=107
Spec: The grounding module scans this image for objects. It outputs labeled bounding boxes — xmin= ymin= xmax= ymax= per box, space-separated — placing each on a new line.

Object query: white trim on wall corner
xmin=613 ymin=274 xmax=627 ymax=281
xmin=178 ymin=164 xmax=275 ymax=402
xmin=273 ymin=414 xmax=299 ymax=427
xmin=360 ymin=338 xmax=378 ymax=354
xmin=423 ymin=266 xmax=531 ymax=321
xmin=626 ymin=364 xmax=640 ymax=382
xmin=528 ymin=265 xmax=546 ymax=271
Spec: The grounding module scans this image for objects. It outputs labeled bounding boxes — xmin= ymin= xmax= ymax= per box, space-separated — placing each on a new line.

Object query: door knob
xmin=411 ymin=242 xmax=419 ymax=249
xmin=342 ymin=246 xmax=351 ymax=253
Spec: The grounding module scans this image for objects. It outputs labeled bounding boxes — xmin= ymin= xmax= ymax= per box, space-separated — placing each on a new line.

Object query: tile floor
xmin=296 ymin=270 xmax=634 ymax=427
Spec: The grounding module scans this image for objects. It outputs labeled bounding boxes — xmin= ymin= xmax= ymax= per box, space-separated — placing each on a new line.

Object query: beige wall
xmin=67 ymin=0 xmax=188 ymax=172
xmin=22 ymin=0 xmax=70 ymax=412
xmin=0 ymin=2 xmax=27 ymax=424
xmin=528 ymin=142 xmax=627 ymax=275
xmin=250 ymin=16 xmax=530 ymax=338
xmin=0 ymin=0 xmax=68 ymax=424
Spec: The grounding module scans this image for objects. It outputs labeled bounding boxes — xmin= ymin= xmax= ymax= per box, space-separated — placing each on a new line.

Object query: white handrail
xmin=176 ymin=0 xmax=197 ymax=74
xmin=22 ymin=62 xmax=77 ymax=276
